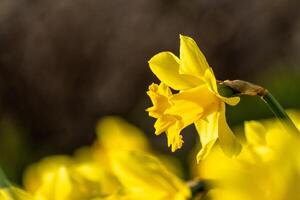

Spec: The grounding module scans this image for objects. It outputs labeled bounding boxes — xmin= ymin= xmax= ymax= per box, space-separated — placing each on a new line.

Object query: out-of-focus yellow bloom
xmin=23 ymin=156 xmax=72 ymax=195
xmin=147 ymin=35 xmax=241 ymax=161
xmin=108 ymin=151 xmax=190 ymax=200
xmin=92 ymin=116 xmax=152 ymax=174
xmin=95 ymin=116 xmax=183 ymax=178
xmin=96 ymin=116 xmax=150 ymax=153
xmin=23 ymin=116 xmax=185 ymax=200
xmin=23 ymin=156 xmax=119 ymax=200
xmin=196 ymin=116 xmax=300 ymax=200
xmin=0 ymin=187 xmax=34 ymax=200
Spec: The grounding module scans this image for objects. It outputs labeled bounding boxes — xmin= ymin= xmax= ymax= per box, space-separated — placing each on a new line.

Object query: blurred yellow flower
xmin=95 ymin=116 xmax=183 ymax=178
xmin=196 ymin=116 xmax=300 ymax=200
xmin=109 ymin=151 xmax=190 ymax=200
xmin=22 ymin=116 xmax=185 ymax=200
xmin=147 ymin=35 xmax=241 ymax=161
xmin=23 ymin=151 xmax=188 ymax=200
xmin=23 ymin=156 xmax=119 ymax=200
xmin=96 ymin=116 xmax=150 ymax=153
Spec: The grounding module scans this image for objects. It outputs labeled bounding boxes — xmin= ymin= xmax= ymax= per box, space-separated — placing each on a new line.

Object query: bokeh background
xmin=1 ymin=0 xmax=300 ymax=183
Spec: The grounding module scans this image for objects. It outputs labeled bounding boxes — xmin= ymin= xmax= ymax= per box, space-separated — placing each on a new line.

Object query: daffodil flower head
xmin=196 ymin=118 xmax=300 ymax=200
xmin=23 ymin=155 xmax=119 ymax=200
xmin=109 ymin=151 xmax=191 ymax=200
xmin=147 ymin=35 xmax=241 ymax=161
xmin=96 ymin=116 xmax=150 ymax=153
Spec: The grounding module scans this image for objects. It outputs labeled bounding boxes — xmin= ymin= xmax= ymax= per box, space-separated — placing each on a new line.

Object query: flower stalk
xmin=218 ymin=80 xmax=299 ymax=134
xmin=0 ymin=167 xmax=9 ymax=188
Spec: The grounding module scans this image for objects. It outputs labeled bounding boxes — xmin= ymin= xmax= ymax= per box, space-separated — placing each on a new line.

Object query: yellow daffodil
xmin=95 ymin=116 xmax=184 ymax=178
xmin=196 ymin=116 xmax=300 ymax=200
xmin=23 ymin=117 xmax=185 ymax=200
xmin=96 ymin=116 xmax=150 ymax=153
xmin=23 ymin=156 xmax=119 ymax=200
xmin=147 ymin=35 xmax=241 ymax=161
xmin=109 ymin=151 xmax=191 ymax=200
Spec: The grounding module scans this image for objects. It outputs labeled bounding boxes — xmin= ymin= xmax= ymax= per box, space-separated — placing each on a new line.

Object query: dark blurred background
xmin=1 ymin=0 xmax=300 ymax=183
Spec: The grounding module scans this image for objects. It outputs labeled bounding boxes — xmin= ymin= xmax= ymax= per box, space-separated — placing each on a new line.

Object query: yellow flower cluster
xmin=195 ymin=111 xmax=300 ymax=200
xmin=2 ymin=35 xmax=300 ymax=200
xmin=0 ymin=117 xmax=190 ymax=200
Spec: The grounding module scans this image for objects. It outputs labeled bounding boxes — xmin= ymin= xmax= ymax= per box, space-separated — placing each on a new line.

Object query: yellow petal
xmin=179 ymin=35 xmax=210 ymax=78
xmin=201 ymin=67 xmax=241 ymax=106
xmin=146 ymin=83 xmax=172 ymax=118
xmin=166 ymin=122 xmax=184 ymax=152
xmin=165 ymin=98 xmax=204 ymax=128
xmin=170 ymin=85 xmax=218 ymax=110
xmin=218 ymin=103 xmax=241 ymax=157
xmin=153 ymin=115 xmax=176 ymax=135
xmin=203 ymin=69 xmax=240 ymax=106
xmin=148 ymin=52 xmax=202 ymax=90
xmin=23 ymin=156 xmax=73 ymax=194
xmin=195 ymin=111 xmax=219 ymax=162
xmin=218 ymin=93 xmax=240 ymax=106
xmin=34 ymin=166 xmax=72 ymax=200
xmin=203 ymin=68 xmax=218 ymax=93
xmin=96 ymin=116 xmax=150 ymax=152
xmin=110 ymin=151 xmax=191 ymax=200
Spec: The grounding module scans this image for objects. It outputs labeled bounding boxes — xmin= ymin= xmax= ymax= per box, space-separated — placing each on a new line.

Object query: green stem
xmin=218 ymin=80 xmax=299 ymax=134
xmin=0 ymin=167 xmax=10 ymax=188
xmin=261 ymin=92 xmax=299 ymax=133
